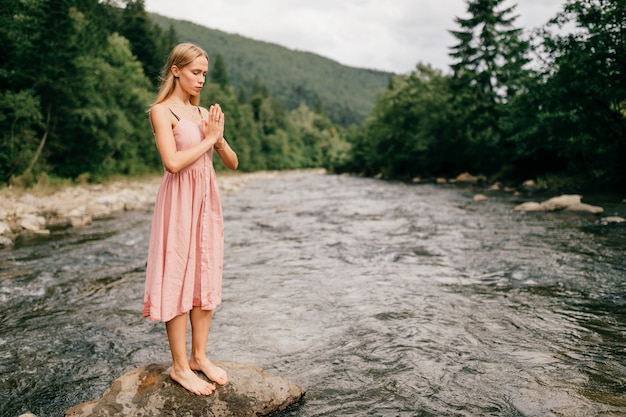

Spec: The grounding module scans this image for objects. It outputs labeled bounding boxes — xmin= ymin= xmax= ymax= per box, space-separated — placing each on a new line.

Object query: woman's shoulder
xmin=149 ymin=102 xmax=172 ymax=121
xmin=150 ymin=102 xmax=178 ymax=129
xmin=151 ymin=102 xmax=170 ymax=114
xmin=197 ymin=105 xmax=209 ymax=119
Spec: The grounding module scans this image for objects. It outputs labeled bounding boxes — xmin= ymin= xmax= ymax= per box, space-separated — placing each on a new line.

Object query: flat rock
xmin=599 ymin=216 xmax=625 ymax=224
xmin=514 ymin=194 xmax=603 ymax=214
xmin=64 ymin=361 xmax=305 ymax=417
xmin=0 ymin=235 xmax=13 ymax=248
xmin=19 ymin=214 xmax=46 ymax=231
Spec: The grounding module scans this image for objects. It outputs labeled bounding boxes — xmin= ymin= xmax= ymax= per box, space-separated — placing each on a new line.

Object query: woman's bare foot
xmin=169 ymin=367 xmax=216 ymax=395
xmin=190 ymin=356 xmax=229 ymax=386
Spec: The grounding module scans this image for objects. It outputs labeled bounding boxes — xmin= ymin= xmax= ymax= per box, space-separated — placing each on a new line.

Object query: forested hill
xmin=149 ymin=13 xmax=391 ymax=127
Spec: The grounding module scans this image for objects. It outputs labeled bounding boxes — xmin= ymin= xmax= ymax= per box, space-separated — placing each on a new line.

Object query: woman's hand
xmin=201 ymin=104 xmax=224 ymax=146
xmin=201 ymin=103 xmax=238 ymax=170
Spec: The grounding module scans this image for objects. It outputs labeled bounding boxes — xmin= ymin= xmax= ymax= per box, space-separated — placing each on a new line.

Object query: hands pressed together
xmin=202 ymin=104 xmax=225 ymax=149
xmin=201 ymin=103 xmax=238 ymax=169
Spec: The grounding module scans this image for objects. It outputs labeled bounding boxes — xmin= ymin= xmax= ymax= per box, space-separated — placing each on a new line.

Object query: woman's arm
xmin=213 ymin=137 xmax=239 ymax=170
xmin=150 ymin=103 xmax=223 ymax=173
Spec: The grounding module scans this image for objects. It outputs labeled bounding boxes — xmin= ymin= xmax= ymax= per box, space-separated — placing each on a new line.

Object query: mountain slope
xmin=150 ymin=13 xmax=392 ymax=126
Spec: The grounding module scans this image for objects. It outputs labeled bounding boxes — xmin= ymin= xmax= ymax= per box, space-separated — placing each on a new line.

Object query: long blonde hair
xmin=152 ymin=43 xmax=209 ymax=106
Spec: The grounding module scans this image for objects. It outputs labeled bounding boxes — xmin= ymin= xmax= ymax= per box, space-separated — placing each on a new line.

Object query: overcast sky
xmin=144 ymin=0 xmax=566 ymax=74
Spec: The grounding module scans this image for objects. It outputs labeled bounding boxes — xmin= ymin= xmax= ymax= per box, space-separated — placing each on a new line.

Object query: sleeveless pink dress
xmin=143 ymin=116 xmax=223 ymax=322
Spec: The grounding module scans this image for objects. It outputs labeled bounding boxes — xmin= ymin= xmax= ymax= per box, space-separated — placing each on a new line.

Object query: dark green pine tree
xmin=0 ymin=0 xmax=22 ymax=91
xmin=448 ymin=0 xmax=530 ymax=174
xmin=120 ymin=0 xmax=164 ymax=86
xmin=29 ymin=0 xmax=84 ymax=110
xmin=210 ymin=54 xmax=230 ymax=90
xmin=250 ymin=75 xmax=268 ymax=121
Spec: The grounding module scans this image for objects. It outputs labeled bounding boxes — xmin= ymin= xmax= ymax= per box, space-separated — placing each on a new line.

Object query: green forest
xmin=1 ymin=0 xmax=625 ymax=189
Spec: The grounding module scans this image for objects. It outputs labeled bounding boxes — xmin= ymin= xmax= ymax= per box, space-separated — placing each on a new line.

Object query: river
xmin=1 ymin=170 xmax=625 ymax=416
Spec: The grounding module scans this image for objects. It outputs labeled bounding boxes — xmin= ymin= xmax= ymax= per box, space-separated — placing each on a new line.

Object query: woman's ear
xmin=171 ymin=65 xmax=180 ymax=78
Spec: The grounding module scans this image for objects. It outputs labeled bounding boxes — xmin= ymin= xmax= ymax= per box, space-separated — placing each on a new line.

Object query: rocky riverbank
xmin=0 ymin=171 xmax=278 ymax=249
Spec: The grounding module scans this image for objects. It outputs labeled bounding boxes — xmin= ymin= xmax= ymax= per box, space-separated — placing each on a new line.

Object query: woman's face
xmin=173 ymin=55 xmax=208 ymax=98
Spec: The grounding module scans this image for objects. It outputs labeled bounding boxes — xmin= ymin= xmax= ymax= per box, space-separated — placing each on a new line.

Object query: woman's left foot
xmin=190 ymin=357 xmax=228 ymax=386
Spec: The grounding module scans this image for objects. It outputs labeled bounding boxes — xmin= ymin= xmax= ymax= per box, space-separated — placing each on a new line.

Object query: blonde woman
xmin=143 ymin=43 xmax=238 ymax=395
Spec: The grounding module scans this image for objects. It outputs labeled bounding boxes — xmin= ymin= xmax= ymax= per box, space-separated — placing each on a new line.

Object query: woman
xmin=143 ymin=43 xmax=238 ymax=395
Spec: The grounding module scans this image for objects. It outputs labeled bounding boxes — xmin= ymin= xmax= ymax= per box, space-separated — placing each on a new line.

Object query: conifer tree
xmin=121 ymin=0 xmax=164 ymax=86
xmin=210 ymin=54 xmax=230 ymax=90
xmin=448 ymin=0 xmax=530 ymax=174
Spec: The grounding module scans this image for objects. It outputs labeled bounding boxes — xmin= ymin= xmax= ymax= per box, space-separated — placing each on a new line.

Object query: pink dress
xmin=143 ymin=116 xmax=223 ymax=322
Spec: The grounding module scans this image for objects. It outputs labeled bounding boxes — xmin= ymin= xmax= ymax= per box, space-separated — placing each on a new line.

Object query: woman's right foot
xmin=169 ymin=367 xmax=215 ymax=395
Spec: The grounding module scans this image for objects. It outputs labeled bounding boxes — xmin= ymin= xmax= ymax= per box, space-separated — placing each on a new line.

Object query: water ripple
xmin=1 ymin=172 xmax=625 ymax=416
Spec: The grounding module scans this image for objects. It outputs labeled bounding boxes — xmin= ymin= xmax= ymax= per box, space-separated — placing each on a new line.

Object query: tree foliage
xmin=3 ymin=0 xmax=623 ymax=189
xmin=505 ymin=0 xmax=626 ymax=185
xmin=344 ymin=0 xmax=625 ymax=188
xmin=118 ymin=0 xmax=176 ymax=86
xmin=341 ymin=65 xmax=457 ymax=179
xmin=0 ymin=0 xmax=345 ymax=186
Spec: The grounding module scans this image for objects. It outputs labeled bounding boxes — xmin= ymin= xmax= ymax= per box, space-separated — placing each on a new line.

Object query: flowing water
xmin=1 ymin=170 xmax=625 ymax=417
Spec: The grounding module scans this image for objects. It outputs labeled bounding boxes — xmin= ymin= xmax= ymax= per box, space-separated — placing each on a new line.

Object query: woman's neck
xmin=169 ymin=92 xmax=193 ymax=107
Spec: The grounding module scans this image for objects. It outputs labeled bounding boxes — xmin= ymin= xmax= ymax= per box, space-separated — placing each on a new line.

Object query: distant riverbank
xmin=1 ymin=169 xmax=623 ymax=249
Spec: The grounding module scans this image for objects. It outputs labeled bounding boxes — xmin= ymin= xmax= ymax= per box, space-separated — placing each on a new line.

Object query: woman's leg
xmin=166 ymin=313 xmax=215 ymax=395
xmin=189 ymin=307 xmax=228 ymax=385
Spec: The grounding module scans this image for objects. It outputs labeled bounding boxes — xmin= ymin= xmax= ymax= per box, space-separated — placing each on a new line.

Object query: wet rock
xmin=455 ymin=172 xmax=485 ymax=184
xmin=19 ymin=214 xmax=46 ymax=231
xmin=514 ymin=194 xmax=603 ymax=214
xmin=473 ymin=194 xmax=487 ymax=201
xmin=515 ymin=201 xmax=543 ymax=211
xmin=64 ymin=361 xmax=305 ymax=417
xmin=45 ymin=215 xmax=73 ymax=230
xmin=0 ymin=221 xmax=11 ymax=236
xmin=520 ymin=179 xmax=540 ymax=191
xmin=0 ymin=235 xmax=13 ymax=248
xmin=599 ymin=216 xmax=625 ymax=224
xmin=69 ymin=214 xmax=93 ymax=228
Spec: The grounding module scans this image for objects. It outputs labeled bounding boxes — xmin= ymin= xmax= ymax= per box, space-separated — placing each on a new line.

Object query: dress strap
xmin=168 ymin=108 xmax=180 ymax=121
